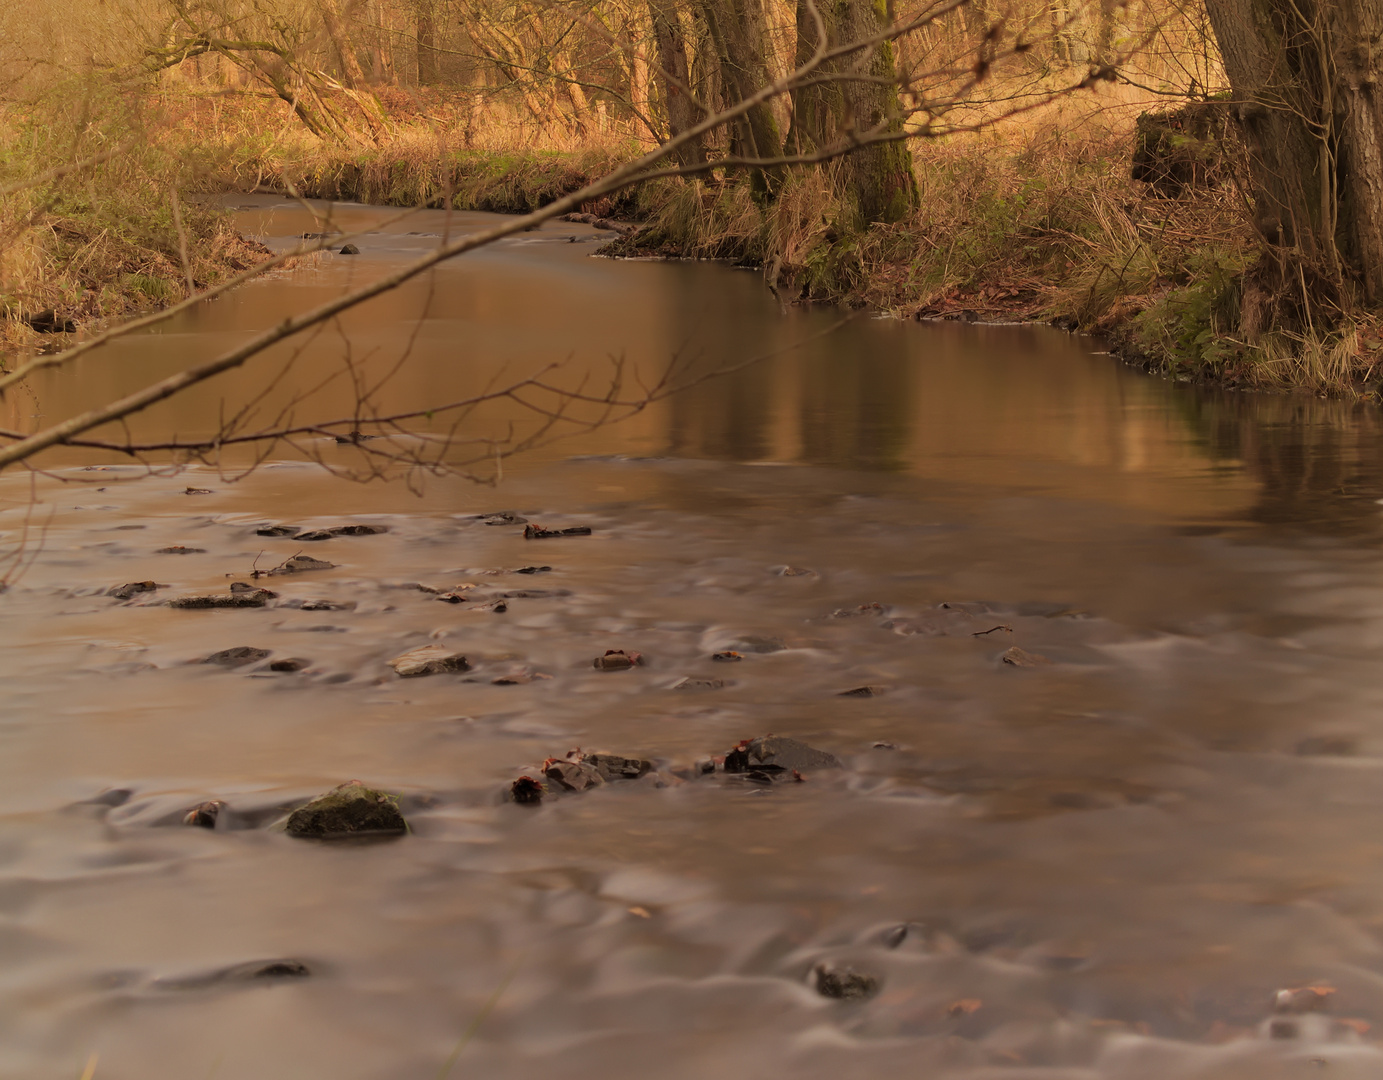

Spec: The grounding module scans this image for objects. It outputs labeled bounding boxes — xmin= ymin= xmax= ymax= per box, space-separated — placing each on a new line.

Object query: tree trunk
xmin=650 ymin=0 xmax=707 ymax=164
xmin=1205 ymin=0 xmax=1383 ymax=316
xmin=788 ymin=0 xmax=918 ymax=225
xmin=320 ymin=0 xmax=366 ymax=88
xmin=693 ymin=0 xmax=783 ymax=190
xmin=416 ymin=0 xmax=438 ymax=85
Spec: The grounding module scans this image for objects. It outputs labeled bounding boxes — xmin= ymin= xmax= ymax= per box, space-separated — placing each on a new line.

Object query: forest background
xmin=0 ymin=0 xmax=1379 ymax=406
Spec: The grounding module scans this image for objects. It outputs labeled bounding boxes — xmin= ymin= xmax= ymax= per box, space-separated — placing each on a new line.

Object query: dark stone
xmin=269 ymin=657 xmax=310 ymax=672
xmin=279 ymin=598 xmax=352 ymax=611
xmin=169 ymin=590 xmax=273 ymax=608
xmin=712 ymin=650 xmax=744 ymax=662
xmin=814 ymin=965 xmax=880 ymax=1000
xmin=255 ymin=525 xmax=300 ymax=537
xmin=514 ymin=566 xmax=552 ymax=574
xmin=511 ymin=776 xmax=545 ymax=804
xmin=202 ymin=646 xmax=271 ymax=667
xmin=524 ymin=524 xmax=592 ymax=538
xmin=107 ymin=581 xmax=160 ymax=600
xmin=1001 ymin=646 xmax=1050 ymax=668
xmin=184 ymin=487 xmax=213 ymax=495
xmin=156 ymin=546 xmax=205 ymax=555
xmin=338 ymin=243 xmax=360 ymax=255
xmin=594 ymin=649 xmax=642 ymax=670
xmin=242 ymin=960 xmax=310 ymax=978
xmin=478 ymin=510 xmax=527 ymax=525
xmin=389 ymin=646 xmax=469 ymax=676
xmin=269 ymin=554 xmax=335 ymax=575
xmin=724 ymin=736 xmax=841 ymax=774
xmin=295 ymin=525 xmax=387 ymax=541
xmin=183 ymin=801 xmax=224 ymax=828
xmin=301 ymin=231 xmax=339 ymax=239
xmin=229 ymin=581 xmax=277 ymax=595
xmin=838 ymin=685 xmax=887 ymax=698
xmin=585 ymin=753 xmax=653 ymax=780
xmin=24 ymin=309 xmax=76 ymax=333
xmin=543 ymin=759 xmax=604 ymax=792
xmin=436 ymin=592 xmax=469 ymax=604
xmin=872 ymin=741 xmax=901 ymax=750
xmin=285 ymin=781 xmax=407 ymax=838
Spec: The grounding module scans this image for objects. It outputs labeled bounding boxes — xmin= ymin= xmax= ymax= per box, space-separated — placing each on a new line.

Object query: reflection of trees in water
xmin=1178 ymin=391 xmax=1383 ymax=535
xmin=665 ymin=327 xmax=914 ymax=470
xmin=798 ymin=337 xmax=913 ymax=471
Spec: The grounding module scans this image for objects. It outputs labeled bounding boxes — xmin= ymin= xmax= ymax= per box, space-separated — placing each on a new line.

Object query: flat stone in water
xmin=295 ymin=525 xmax=387 ymax=541
xmin=285 ymin=781 xmax=406 ymax=838
xmin=269 ymin=555 xmax=335 ymax=575
xmin=670 ymin=677 xmax=729 ymax=691
xmin=838 ymin=685 xmax=888 ymax=697
xmin=725 ymin=736 xmax=841 ymax=774
xmin=1002 ymin=646 xmax=1051 ymax=668
xmin=585 ymin=753 xmax=653 ymax=780
xmin=814 ymin=964 xmax=880 ymax=1000
xmin=170 ymin=591 xmax=272 ymax=609
xmin=202 ymin=646 xmax=271 ymax=667
xmin=156 ymin=546 xmax=205 ymax=555
xmin=389 ymin=645 xmax=469 ymax=677
xmin=543 ymin=760 xmax=604 ymax=792
xmin=107 ymin=581 xmax=160 ymax=600
xmin=478 ymin=511 xmax=527 ymax=525
xmin=255 ymin=525 xmax=300 ymax=538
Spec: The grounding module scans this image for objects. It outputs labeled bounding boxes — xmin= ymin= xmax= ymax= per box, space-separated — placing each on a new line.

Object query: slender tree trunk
xmin=416 ymin=0 xmax=438 ymax=85
xmin=1205 ymin=0 xmax=1383 ymax=317
xmin=650 ymin=0 xmax=707 ymax=163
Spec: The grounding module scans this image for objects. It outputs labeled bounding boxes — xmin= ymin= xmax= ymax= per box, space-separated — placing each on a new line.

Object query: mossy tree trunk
xmin=1205 ymin=0 xmax=1383 ymax=323
xmin=692 ymin=0 xmax=784 ymax=191
xmin=788 ymin=0 xmax=919 ymax=225
xmin=650 ymin=0 xmax=708 ymax=164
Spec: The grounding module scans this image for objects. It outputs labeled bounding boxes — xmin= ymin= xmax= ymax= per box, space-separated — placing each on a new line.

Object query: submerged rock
xmin=826 ymin=602 xmax=885 ymax=620
xmin=670 ymin=677 xmax=729 ymax=691
xmin=1001 ymin=646 xmax=1051 ymax=668
xmin=107 ymin=581 xmax=160 ymax=600
xmin=514 ymin=565 xmax=552 ymax=574
xmin=478 ymin=510 xmax=528 ymax=525
xmin=183 ymin=801 xmax=224 ymax=829
xmin=389 ymin=645 xmax=469 ymax=677
xmin=169 ymin=590 xmax=273 ymax=609
xmin=202 ymin=646 xmax=271 ymax=668
xmin=814 ymin=964 xmax=880 ymax=1000
xmin=724 ymin=736 xmax=841 ymax=776
xmin=524 ymin=524 xmax=592 ymax=538
xmin=278 ymin=598 xmax=353 ymax=611
xmin=295 ymin=525 xmax=387 ymax=541
xmin=338 ymin=243 xmax=359 ymax=255
xmin=269 ymin=554 xmax=335 ymax=575
xmin=285 ymin=781 xmax=406 ymax=838
xmin=838 ymin=685 xmax=888 ymax=698
xmin=777 ymin=566 xmax=818 ymax=578
xmin=268 ymin=657 xmax=311 ymax=672
xmin=712 ymin=650 xmax=744 ymax=662
xmin=510 ymin=776 xmax=545 ymax=804
xmin=585 ymin=753 xmax=653 ymax=780
xmin=255 ymin=525 xmax=300 ymax=538
xmin=156 ymin=546 xmax=205 ymax=555
xmin=542 ymin=759 xmax=605 ymax=792
xmin=153 ymin=958 xmax=310 ymax=990
xmin=593 ymin=649 xmax=643 ymax=670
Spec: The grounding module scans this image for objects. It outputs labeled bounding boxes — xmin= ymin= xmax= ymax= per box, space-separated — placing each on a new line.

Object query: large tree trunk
xmin=319 ymin=0 xmax=367 ymax=88
xmin=693 ymin=0 xmax=783 ymax=190
xmin=1205 ymin=0 xmax=1383 ymax=318
xmin=788 ymin=0 xmax=919 ymax=225
xmin=650 ymin=0 xmax=707 ymax=164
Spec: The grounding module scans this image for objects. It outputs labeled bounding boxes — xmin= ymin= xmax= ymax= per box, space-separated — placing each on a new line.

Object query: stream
xmin=3 ymin=196 xmax=1383 ymax=1078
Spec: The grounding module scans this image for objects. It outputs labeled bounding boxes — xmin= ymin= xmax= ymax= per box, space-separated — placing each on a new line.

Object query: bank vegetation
xmin=1 ymin=0 xmax=1381 ymax=397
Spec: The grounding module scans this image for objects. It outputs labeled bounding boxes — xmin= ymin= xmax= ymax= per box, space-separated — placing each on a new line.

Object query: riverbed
xmin=2 ymin=197 xmax=1383 ymax=1079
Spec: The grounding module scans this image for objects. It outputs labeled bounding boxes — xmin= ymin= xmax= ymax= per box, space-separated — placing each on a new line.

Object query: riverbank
xmin=5 ymin=88 xmax=1378 ymax=396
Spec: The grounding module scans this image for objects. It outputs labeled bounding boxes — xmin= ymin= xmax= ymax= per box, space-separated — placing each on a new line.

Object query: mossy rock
xmin=285 ymin=781 xmax=407 ymax=838
xmin=1131 ymin=101 xmax=1234 ymax=195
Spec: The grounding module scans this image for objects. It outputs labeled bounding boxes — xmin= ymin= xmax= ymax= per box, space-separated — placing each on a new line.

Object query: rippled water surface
xmin=5 ymin=198 xmax=1383 ymax=1079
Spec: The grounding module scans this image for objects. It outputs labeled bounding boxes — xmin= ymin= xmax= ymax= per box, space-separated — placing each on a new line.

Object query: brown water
xmin=4 ymin=197 xmax=1383 ymax=1079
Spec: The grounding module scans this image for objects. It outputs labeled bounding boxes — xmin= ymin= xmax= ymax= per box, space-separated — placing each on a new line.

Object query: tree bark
xmin=319 ymin=0 xmax=367 ymax=88
xmin=788 ymin=0 xmax=919 ymax=225
xmin=416 ymin=0 xmax=438 ymax=85
xmin=650 ymin=0 xmax=707 ymax=164
xmin=693 ymin=0 xmax=784 ymax=190
xmin=1205 ymin=0 xmax=1383 ymax=311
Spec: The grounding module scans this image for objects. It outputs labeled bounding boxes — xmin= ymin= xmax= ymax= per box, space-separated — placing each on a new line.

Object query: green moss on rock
xmin=285 ymin=781 xmax=407 ymax=838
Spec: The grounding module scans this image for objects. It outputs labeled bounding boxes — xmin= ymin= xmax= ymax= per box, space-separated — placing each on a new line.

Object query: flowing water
xmin=4 ymin=197 xmax=1383 ymax=1079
